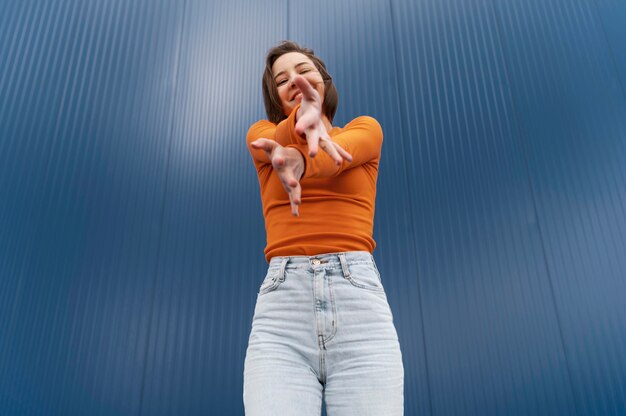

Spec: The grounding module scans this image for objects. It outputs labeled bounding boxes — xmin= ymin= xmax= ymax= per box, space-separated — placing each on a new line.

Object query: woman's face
xmin=272 ymin=52 xmax=325 ymax=117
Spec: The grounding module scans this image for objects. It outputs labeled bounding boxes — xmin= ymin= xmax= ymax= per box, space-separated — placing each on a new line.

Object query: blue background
xmin=1 ymin=0 xmax=625 ymax=414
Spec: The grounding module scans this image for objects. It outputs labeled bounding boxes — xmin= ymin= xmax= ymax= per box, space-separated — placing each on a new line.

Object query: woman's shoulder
xmin=344 ymin=115 xmax=380 ymax=125
xmin=339 ymin=116 xmax=383 ymax=137
xmin=247 ymin=119 xmax=277 ymax=141
xmin=248 ymin=119 xmax=276 ymax=131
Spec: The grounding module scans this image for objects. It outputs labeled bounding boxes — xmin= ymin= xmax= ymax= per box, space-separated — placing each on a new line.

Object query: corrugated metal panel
xmin=594 ymin=0 xmax=626 ymax=94
xmin=391 ymin=0 xmax=575 ymax=414
xmin=494 ymin=0 xmax=626 ymax=414
xmin=137 ymin=1 xmax=285 ymax=415
xmin=0 ymin=0 xmax=184 ymax=414
xmin=1 ymin=0 xmax=625 ymax=415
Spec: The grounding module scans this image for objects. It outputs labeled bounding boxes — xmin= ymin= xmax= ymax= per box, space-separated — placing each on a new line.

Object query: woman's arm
xmin=276 ymin=111 xmax=383 ymax=178
xmin=246 ymin=120 xmax=276 ymax=169
xmin=247 ymin=122 xmax=306 ymax=216
xmin=247 ymin=74 xmax=351 ymax=170
xmin=292 ymin=76 xmax=352 ymax=164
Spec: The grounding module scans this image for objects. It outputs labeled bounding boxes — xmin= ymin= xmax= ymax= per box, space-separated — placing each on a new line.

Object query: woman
xmin=244 ymin=40 xmax=404 ymax=416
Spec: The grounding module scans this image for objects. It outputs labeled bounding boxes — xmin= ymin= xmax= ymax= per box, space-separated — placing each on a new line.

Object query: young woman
xmin=244 ymin=40 xmax=404 ymax=416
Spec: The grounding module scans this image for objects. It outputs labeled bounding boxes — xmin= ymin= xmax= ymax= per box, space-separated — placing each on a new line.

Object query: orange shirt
xmin=246 ymin=104 xmax=383 ymax=263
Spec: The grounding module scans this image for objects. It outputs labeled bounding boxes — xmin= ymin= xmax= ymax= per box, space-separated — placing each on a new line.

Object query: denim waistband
xmin=268 ymin=251 xmax=376 ymax=275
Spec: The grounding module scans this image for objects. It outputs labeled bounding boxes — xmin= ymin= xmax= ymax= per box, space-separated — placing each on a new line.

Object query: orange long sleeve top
xmin=246 ymin=104 xmax=383 ymax=263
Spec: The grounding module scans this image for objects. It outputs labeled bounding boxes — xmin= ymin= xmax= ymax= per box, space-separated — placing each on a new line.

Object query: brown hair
xmin=262 ymin=40 xmax=338 ymax=124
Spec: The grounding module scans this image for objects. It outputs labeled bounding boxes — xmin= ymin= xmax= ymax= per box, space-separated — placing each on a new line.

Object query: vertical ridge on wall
xmin=387 ymin=0 xmax=435 ymax=413
xmin=391 ymin=0 xmax=576 ymax=414
xmin=0 ymin=0 xmax=185 ymax=414
xmin=592 ymin=0 xmax=626 ymax=101
xmin=493 ymin=0 xmax=626 ymax=413
xmin=137 ymin=0 xmax=188 ymax=413
xmin=138 ymin=1 xmax=285 ymax=414
xmin=488 ymin=1 xmax=580 ymax=413
xmin=0 ymin=0 xmax=58 ymax=355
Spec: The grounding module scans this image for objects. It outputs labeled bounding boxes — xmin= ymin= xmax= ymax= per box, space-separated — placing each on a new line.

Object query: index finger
xmin=250 ymin=138 xmax=278 ymax=152
xmin=294 ymin=75 xmax=318 ymax=101
xmin=305 ymin=126 xmax=320 ymax=157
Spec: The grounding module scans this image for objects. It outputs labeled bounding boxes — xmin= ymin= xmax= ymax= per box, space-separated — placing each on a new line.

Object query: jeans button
xmin=312 ymin=259 xmax=321 ymax=266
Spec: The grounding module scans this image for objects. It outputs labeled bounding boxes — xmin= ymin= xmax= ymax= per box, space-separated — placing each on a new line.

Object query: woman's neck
xmin=322 ymin=115 xmax=333 ymax=131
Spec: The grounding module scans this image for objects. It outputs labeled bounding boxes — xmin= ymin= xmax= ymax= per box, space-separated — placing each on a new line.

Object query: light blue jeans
xmin=243 ymin=251 xmax=404 ymax=415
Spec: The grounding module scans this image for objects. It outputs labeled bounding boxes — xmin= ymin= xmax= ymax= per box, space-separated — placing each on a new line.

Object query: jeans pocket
xmin=345 ymin=262 xmax=384 ymax=292
xmin=258 ymin=268 xmax=283 ymax=295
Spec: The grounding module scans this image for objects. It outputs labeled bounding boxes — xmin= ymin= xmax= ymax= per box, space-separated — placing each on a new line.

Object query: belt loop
xmin=338 ymin=253 xmax=350 ymax=278
xmin=278 ymin=257 xmax=289 ymax=282
xmin=370 ymin=254 xmax=378 ymax=270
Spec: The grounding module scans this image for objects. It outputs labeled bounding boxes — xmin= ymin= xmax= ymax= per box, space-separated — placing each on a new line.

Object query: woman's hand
xmin=293 ymin=76 xmax=353 ymax=165
xmin=250 ymin=138 xmax=305 ymax=216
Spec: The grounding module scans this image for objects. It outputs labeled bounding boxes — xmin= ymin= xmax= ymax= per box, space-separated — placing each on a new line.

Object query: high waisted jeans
xmin=243 ymin=251 xmax=404 ymax=415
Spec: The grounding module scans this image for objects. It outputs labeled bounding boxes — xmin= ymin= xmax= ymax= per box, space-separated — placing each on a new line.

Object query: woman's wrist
xmin=288 ymin=147 xmax=306 ymax=181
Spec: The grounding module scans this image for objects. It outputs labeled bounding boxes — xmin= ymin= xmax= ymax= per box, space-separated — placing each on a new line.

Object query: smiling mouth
xmin=292 ymin=92 xmax=302 ymax=101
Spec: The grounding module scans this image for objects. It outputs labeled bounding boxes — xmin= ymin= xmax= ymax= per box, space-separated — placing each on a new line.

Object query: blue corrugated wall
xmin=1 ymin=0 xmax=625 ymax=414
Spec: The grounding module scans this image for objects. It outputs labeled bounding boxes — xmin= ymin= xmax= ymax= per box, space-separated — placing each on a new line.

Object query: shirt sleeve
xmin=275 ymin=104 xmax=384 ymax=179
xmin=246 ymin=119 xmax=277 ymax=172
